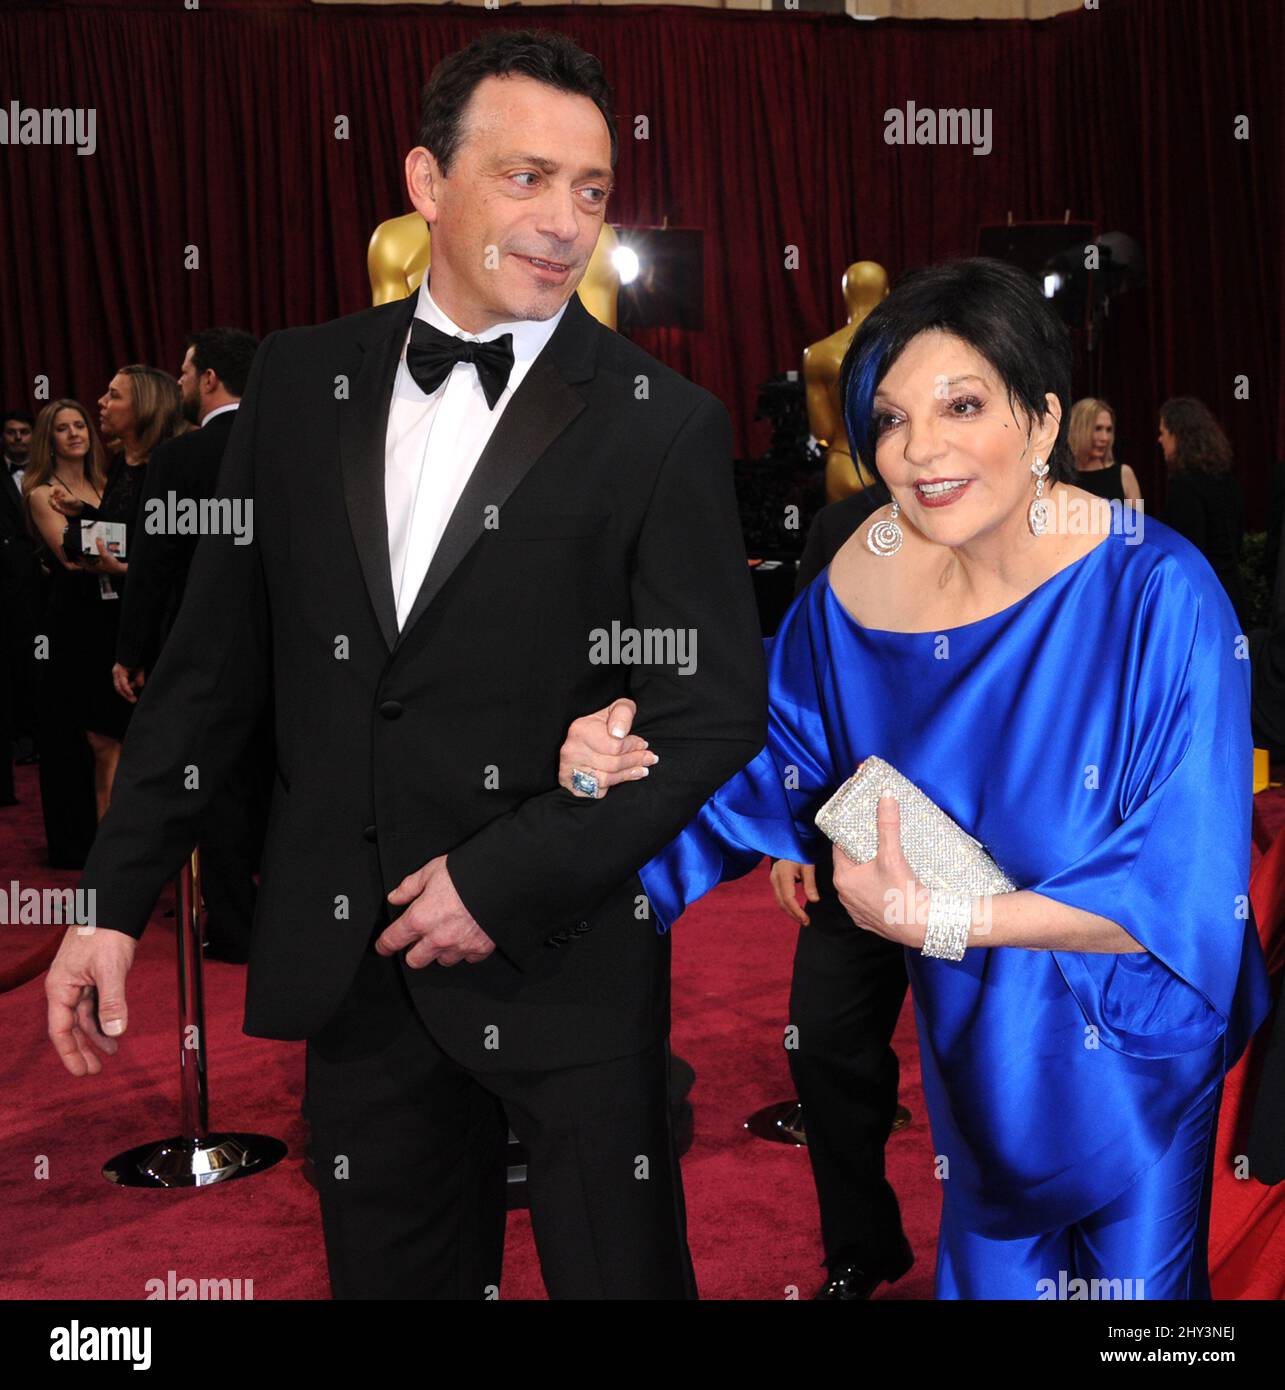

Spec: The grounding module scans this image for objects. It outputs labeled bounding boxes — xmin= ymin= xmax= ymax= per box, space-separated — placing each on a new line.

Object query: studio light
xmin=611 ymin=244 xmax=641 ymax=285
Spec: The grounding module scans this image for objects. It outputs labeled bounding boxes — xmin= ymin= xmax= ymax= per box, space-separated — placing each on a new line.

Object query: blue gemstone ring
xmin=571 ymin=769 xmax=599 ymax=798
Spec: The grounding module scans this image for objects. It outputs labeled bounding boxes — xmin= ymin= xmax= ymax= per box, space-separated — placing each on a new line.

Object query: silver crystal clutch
xmin=814 ymin=755 xmax=1016 ymax=895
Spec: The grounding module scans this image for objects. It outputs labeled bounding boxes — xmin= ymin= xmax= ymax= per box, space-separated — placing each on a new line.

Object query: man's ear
xmin=405 ymin=147 xmax=443 ymax=227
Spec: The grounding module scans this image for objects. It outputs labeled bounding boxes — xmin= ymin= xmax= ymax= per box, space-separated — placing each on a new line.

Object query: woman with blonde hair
xmin=39 ymin=367 xmax=184 ymax=813
xmin=1067 ymin=397 xmax=1141 ymax=503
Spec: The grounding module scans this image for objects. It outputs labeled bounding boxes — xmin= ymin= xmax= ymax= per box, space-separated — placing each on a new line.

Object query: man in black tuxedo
xmin=114 ymin=328 xmax=259 ymax=678
xmin=772 ymin=489 xmax=915 ymax=1300
xmin=47 ymin=30 xmax=766 ymax=1299
xmin=113 ymin=327 xmax=268 ymax=961
xmin=1 ymin=408 xmax=42 ymax=773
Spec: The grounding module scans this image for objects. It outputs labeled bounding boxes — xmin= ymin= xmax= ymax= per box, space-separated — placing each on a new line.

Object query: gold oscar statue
xmin=804 ymin=261 xmax=890 ymax=502
xmin=366 ymin=211 xmax=621 ymax=326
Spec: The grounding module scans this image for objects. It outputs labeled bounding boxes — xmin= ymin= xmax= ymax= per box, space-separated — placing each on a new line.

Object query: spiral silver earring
xmin=866 ymin=499 xmax=903 ymax=556
xmin=1028 ymin=457 xmax=1050 ymax=536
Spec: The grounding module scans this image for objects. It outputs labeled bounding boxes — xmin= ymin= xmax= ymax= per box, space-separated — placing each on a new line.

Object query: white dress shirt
xmin=201 ymin=402 xmax=239 ymax=427
xmin=384 ymin=280 xmax=568 ymax=629
xmin=4 ymin=456 xmax=24 ymax=497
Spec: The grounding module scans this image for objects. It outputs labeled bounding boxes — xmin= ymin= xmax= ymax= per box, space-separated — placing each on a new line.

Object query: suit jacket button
xmin=363 ymin=824 xmax=377 ymax=842
xmin=379 ymin=700 xmax=403 ymax=720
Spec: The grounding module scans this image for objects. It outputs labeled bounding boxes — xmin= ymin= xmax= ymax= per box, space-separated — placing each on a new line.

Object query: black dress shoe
xmin=813 ymin=1238 xmax=914 ymax=1300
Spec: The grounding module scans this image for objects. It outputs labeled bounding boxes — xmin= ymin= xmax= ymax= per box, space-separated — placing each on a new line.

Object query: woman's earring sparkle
xmin=866 ymin=499 xmax=903 ymax=557
xmin=1028 ymin=457 xmax=1050 ymax=537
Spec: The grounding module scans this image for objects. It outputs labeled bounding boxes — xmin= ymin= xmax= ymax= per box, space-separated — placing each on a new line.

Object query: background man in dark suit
xmin=46 ymin=30 xmax=767 ymax=1299
xmin=114 ymin=328 xmax=259 ymax=681
xmin=113 ymin=327 xmax=267 ymax=961
xmin=1 ymin=407 xmax=42 ymax=781
xmin=769 ymin=488 xmax=916 ymax=1300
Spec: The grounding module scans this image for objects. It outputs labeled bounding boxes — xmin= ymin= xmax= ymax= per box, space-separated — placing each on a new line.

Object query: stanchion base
xmin=745 ymin=1101 xmax=913 ymax=1146
xmin=103 ymin=1133 xmax=287 ymax=1188
xmin=745 ymin=1100 xmax=806 ymax=1145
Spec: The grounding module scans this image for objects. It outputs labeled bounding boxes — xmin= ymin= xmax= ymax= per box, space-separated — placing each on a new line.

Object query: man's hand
xmin=770 ymin=859 xmax=819 ymax=926
xmin=45 ymin=926 xmax=138 ymax=1076
xmin=377 ymin=855 xmax=497 ymax=968
xmin=112 ymin=662 xmax=146 ymax=703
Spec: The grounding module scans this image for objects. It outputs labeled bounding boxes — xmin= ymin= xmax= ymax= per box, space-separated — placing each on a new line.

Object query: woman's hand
xmin=831 ymin=794 xmax=929 ymax=949
xmin=558 ymin=697 xmax=658 ymax=798
xmin=770 ymin=860 xmax=819 ymax=926
xmin=112 ymin=662 xmax=145 ymax=703
xmin=49 ymin=484 xmax=85 ymax=517
xmin=91 ymin=536 xmax=128 ymax=576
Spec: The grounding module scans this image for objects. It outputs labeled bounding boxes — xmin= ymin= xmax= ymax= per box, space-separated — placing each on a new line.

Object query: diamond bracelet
xmin=921 ymin=890 xmax=974 ymax=961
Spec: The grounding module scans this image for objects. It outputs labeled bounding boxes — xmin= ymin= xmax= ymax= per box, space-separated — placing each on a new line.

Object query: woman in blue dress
xmin=556 ymin=258 xmax=1271 ymax=1299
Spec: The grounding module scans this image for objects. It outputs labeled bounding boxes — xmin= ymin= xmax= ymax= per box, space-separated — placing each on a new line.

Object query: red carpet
xmin=0 ymin=763 xmax=1279 ymax=1300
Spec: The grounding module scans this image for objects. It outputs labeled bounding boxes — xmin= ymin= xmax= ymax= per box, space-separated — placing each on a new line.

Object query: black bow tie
xmin=6 ymin=462 xmax=22 ymax=476
xmin=405 ymin=319 xmax=515 ymax=410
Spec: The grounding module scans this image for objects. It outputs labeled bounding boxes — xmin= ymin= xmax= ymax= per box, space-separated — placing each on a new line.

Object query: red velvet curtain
xmin=1 ymin=0 xmax=1280 ymax=516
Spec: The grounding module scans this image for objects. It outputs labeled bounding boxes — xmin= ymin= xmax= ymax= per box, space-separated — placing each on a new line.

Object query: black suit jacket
xmin=795 ymin=490 xmax=881 ymax=594
xmin=116 ymin=408 xmax=238 ymax=669
xmin=0 ymin=466 xmax=42 ymax=623
xmin=79 ymin=291 xmax=768 ymax=1069
xmin=1162 ymin=467 xmax=1250 ymax=627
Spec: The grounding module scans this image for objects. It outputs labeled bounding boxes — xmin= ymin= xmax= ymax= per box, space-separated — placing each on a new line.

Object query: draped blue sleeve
xmin=640 ymin=583 xmax=838 ymax=931
xmin=1031 ymin=557 xmax=1268 ymax=1069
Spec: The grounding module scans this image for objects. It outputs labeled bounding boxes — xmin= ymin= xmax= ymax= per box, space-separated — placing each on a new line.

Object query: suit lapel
xmin=0 ymin=468 xmax=24 ymax=534
xmin=393 ymin=292 xmax=599 ymax=650
xmin=337 ymin=294 xmax=416 ymax=652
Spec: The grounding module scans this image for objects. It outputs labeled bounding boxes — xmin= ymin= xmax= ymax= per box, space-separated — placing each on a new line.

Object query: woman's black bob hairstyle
xmin=839 ymin=257 xmax=1075 ymax=503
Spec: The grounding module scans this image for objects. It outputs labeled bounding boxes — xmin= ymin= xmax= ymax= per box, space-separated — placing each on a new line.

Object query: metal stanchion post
xmin=103 ymin=849 xmax=287 ymax=1188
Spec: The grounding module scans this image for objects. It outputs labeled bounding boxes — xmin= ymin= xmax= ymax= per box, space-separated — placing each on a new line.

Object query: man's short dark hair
xmin=184 ymin=327 xmax=260 ymax=399
xmin=418 ymin=29 xmax=617 ymax=177
xmin=3 ymin=408 xmax=35 ymax=429
xmin=841 ymin=257 xmax=1075 ymax=491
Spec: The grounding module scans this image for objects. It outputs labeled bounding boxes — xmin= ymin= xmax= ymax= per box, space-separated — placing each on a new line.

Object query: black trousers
xmin=0 ymin=589 xmax=12 ymax=804
xmin=302 ymin=935 xmax=697 ymax=1300
xmin=786 ymin=870 xmax=911 ymax=1275
xmin=199 ymin=738 xmax=271 ymax=953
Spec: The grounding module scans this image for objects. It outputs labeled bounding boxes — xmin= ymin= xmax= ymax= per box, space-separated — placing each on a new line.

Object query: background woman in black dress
xmin=1067 ymin=396 xmax=1142 ymax=504
xmin=38 ymin=367 xmax=183 ymax=817
xmin=1158 ymin=395 xmax=1250 ymax=628
xmin=24 ymin=400 xmax=110 ymax=863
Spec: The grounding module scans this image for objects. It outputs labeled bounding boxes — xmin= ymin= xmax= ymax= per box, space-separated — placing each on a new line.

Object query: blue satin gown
xmin=640 ymin=519 xmax=1272 ymax=1299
